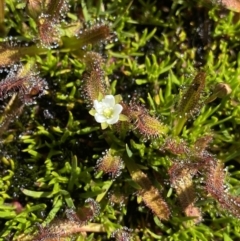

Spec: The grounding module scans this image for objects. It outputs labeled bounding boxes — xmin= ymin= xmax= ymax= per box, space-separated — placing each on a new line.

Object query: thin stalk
xmin=174 ymin=115 xmax=187 ymax=136
xmin=0 ymin=0 xmax=5 ymax=35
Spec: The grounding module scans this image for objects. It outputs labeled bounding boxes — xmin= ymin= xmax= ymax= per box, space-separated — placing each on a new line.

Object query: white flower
xmin=93 ymin=95 xmax=123 ymax=125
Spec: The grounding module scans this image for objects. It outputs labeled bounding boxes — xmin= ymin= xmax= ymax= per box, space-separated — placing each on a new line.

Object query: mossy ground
xmin=1 ymin=0 xmax=240 ymax=240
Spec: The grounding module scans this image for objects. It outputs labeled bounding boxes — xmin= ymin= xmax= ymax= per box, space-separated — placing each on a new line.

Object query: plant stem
xmin=0 ymin=0 xmax=5 ymax=35
xmin=173 ymin=116 xmax=187 ymax=136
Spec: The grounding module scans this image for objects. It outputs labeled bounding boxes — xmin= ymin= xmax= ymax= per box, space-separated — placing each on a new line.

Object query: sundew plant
xmin=1 ymin=0 xmax=240 ymax=240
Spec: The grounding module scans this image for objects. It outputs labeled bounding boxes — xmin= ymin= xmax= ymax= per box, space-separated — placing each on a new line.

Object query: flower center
xmin=103 ymin=107 xmax=114 ymax=118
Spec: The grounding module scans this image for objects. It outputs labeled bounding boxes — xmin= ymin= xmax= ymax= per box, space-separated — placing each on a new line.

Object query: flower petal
xmin=94 ymin=100 xmax=103 ymax=111
xmin=113 ymin=104 xmax=123 ymax=115
xmin=94 ymin=113 xmax=107 ymax=123
xmin=107 ymin=115 xmax=119 ymax=124
xmin=102 ymin=95 xmax=115 ymax=107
